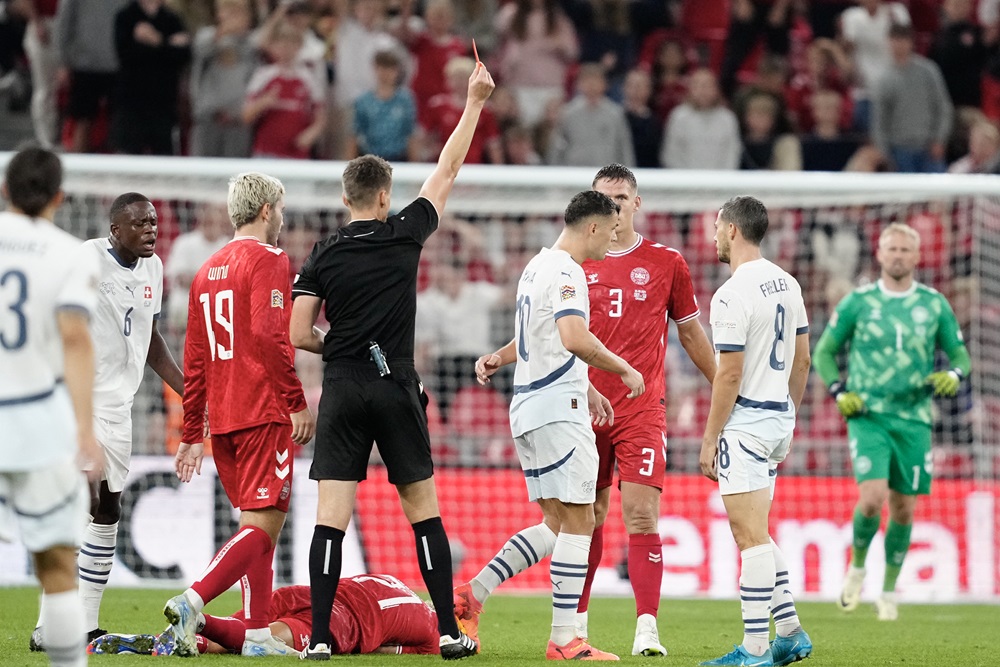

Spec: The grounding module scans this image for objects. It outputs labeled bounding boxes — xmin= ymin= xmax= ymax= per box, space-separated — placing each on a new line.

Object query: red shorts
xmin=594 ymin=410 xmax=667 ymax=491
xmin=213 ymin=421 xmax=294 ymax=512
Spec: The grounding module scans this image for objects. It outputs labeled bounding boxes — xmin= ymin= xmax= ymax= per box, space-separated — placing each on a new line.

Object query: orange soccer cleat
xmin=546 ymin=639 xmax=620 ymax=661
xmin=452 ymin=583 xmax=483 ymax=647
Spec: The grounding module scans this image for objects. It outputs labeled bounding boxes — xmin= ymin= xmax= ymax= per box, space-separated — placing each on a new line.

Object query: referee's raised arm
xmin=418 ymin=62 xmax=495 ymax=215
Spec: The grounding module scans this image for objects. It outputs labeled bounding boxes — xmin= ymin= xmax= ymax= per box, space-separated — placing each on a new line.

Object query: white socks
xmin=78 ymin=521 xmax=118 ymax=632
xmin=472 ymin=522 xmax=557 ymax=603
xmin=549 ymin=533 xmax=591 ymax=646
xmin=41 ymin=590 xmax=86 ymax=667
xmin=739 ymin=543 xmax=775 ymax=656
xmin=770 ymin=539 xmax=800 ymax=637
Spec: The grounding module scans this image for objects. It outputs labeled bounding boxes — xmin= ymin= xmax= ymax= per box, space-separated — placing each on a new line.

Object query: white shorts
xmin=514 ymin=420 xmax=598 ymax=505
xmin=716 ymin=429 xmax=792 ymax=498
xmin=0 ymin=459 xmax=89 ymax=553
xmin=90 ymin=413 xmax=133 ymax=493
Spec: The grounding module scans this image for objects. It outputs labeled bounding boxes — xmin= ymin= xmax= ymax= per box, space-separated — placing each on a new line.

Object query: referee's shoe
xmin=440 ymin=631 xmax=478 ymax=660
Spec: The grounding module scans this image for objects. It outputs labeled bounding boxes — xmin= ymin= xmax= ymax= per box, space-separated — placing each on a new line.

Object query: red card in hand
xmin=472 ymin=39 xmax=481 ymax=65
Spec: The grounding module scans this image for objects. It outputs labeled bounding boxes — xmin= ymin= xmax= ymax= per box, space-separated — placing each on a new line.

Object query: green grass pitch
xmin=0 ymin=587 xmax=996 ymax=665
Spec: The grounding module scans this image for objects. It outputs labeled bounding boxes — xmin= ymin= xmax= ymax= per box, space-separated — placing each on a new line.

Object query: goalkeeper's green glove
xmin=829 ymin=381 xmax=864 ymax=418
xmin=925 ymin=369 xmax=963 ymax=397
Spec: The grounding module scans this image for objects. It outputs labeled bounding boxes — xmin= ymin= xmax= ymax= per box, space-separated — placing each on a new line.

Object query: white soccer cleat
xmin=243 ymin=634 xmax=296 ymax=656
xmin=875 ymin=593 xmax=898 ymax=621
xmin=632 ymin=614 xmax=667 ymax=656
xmin=575 ymin=611 xmax=589 ymax=641
xmin=837 ymin=567 xmax=865 ymax=612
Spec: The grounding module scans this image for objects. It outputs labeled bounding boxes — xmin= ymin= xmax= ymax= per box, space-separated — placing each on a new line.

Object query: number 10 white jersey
xmin=83 ymin=238 xmax=163 ymax=418
xmin=710 ymin=258 xmax=808 ymax=440
xmin=509 ymin=248 xmax=591 ymax=438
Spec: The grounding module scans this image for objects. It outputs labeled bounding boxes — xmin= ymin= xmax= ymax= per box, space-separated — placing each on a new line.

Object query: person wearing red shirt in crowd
xmin=579 ymin=164 xmax=716 ymax=655
xmin=424 ymin=56 xmax=503 ymax=164
xmin=396 ymin=0 xmax=467 ymax=125
xmin=92 ymin=574 xmax=448 ymax=656
xmin=163 ymin=172 xmax=315 ymax=658
xmin=244 ymin=21 xmax=326 ymax=159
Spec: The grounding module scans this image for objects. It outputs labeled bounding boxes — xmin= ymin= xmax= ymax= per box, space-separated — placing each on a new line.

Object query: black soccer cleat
xmin=440 ymin=632 xmax=478 ymax=660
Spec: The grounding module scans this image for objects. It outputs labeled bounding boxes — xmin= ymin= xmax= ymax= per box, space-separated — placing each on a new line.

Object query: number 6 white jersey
xmin=82 ymin=238 xmax=163 ymax=417
xmin=0 ymin=212 xmax=99 ymax=470
xmin=710 ymin=258 xmax=808 ymax=440
xmin=509 ymin=248 xmax=591 ymax=438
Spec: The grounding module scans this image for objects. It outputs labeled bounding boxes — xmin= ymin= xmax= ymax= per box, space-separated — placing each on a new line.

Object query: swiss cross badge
xmin=144 ymin=285 xmax=152 ymax=299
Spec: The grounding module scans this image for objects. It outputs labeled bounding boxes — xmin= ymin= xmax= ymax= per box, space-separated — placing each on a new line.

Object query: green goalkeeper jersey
xmin=814 ymin=280 xmax=970 ymax=425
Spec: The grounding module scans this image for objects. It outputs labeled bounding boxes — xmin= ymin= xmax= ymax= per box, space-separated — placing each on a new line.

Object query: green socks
xmin=883 ymin=520 xmax=913 ymax=592
xmin=851 ymin=505 xmax=881 ymax=568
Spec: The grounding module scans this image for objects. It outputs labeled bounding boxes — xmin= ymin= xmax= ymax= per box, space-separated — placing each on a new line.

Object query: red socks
xmin=191 ymin=525 xmax=272 ymax=608
xmin=201 ymin=615 xmax=247 ymax=652
xmin=628 ymin=533 xmax=663 ymax=617
xmin=241 ymin=546 xmax=275 ymax=629
xmin=577 ymin=523 xmax=604 ymax=613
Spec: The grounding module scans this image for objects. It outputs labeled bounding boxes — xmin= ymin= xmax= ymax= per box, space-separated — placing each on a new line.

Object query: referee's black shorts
xmin=311 ymin=364 xmax=433 ymax=485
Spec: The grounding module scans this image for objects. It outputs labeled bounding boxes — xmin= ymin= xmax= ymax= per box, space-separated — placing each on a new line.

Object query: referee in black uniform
xmin=289 ymin=62 xmax=495 ymax=661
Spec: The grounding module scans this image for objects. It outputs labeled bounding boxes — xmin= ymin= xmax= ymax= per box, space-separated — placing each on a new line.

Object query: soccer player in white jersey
xmin=0 ymin=146 xmax=102 ymax=667
xmin=466 ymin=191 xmax=644 ymax=661
xmin=698 ymin=197 xmax=813 ymax=667
xmin=30 ymin=192 xmax=185 ymax=649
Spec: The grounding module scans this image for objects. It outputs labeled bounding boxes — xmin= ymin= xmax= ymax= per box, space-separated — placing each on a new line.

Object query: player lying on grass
xmin=88 ymin=574 xmax=458 ymax=656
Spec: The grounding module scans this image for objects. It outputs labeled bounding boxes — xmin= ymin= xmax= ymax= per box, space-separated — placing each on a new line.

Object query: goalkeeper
xmin=813 ymin=222 xmax=970 ymax=622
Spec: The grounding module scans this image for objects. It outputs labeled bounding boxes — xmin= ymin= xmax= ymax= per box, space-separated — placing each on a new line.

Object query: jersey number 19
xmin=199 ymin=290 xmax=234 ymax=361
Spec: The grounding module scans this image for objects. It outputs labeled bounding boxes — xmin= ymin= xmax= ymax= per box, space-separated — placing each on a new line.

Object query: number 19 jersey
xmin=181 ymin=238 xmax=307 ymax=443
xmin=710 ymin=258 xmax=808 ymax=440
xmin=509 ymin=248 xmax=590 ymax=438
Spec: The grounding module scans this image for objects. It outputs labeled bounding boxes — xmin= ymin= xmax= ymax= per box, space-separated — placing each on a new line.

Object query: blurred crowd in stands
xmin=3 ymin=0 xmax=1000 ymax=174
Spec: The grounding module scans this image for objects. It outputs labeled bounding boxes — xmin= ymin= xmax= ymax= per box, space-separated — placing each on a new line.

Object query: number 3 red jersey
xmin=583 ymin=235 xmax=700 ymax=418
xmin=181 ymin=238 xmax=307 ymax=442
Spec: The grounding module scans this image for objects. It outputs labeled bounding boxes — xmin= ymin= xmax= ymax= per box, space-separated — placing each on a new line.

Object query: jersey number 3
xmin=199 ymin=290 xmax=234 ymax=361
xmin=0 ymin=269 xmax=28 ymax=351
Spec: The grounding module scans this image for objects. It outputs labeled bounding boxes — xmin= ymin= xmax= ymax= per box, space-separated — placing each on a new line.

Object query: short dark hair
xmin=342 ymin=155 xmax=393 ymax=209
xmin=719 ymin=196 xmax=769 ymax=245
xmin=109 ymin=192 xmax=151 ymax=224
xmin=3 ymin=146 xmax=62 ymax=217
xmin=564 ymin=190 xmax=620 ymax=227
xmin=592 ymin=163 xmax=637 ymax=192
xmin=373 ymin=49 xmax=402 ymax=69
xmin=888 ymin=23 xmax=913 ymax=39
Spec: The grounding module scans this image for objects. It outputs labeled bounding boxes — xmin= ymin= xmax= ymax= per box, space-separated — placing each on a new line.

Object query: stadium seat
xmin=447 ymin=385 xmax=516 ymax=466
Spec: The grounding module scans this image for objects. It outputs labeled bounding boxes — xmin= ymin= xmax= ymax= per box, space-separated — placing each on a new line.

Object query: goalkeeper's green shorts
xmin=847 ymin=413 xmax=932 ymax=495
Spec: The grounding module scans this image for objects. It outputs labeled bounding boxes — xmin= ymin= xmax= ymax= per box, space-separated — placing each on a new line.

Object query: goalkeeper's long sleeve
xmin=947 ymin=345 xmax=972 ymax=378
xmin=812 ymin=329 xmax=843 ymax=388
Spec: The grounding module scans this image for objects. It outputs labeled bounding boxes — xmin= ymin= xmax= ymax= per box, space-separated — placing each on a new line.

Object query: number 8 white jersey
xmin=82 ymin=238 xmax=163 ymax=417
xmin=509 ymin=248 xmax=590 ymax=437
xmin=710 ymin=258 xmax=808 ymax=440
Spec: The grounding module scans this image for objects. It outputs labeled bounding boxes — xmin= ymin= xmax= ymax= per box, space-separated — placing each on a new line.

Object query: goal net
xmin=1 ymin=154 xmax=997 ymax=603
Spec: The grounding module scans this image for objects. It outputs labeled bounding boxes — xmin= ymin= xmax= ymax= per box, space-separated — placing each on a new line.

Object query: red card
xmin=472 ymin=39 xmax=480 ymax=65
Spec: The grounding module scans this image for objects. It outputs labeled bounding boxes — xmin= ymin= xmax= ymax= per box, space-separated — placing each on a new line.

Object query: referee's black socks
xmin=308 ymin=525 xmax=345 ymax=648
xmin=412 ymin=517 xmax=462 ymax=638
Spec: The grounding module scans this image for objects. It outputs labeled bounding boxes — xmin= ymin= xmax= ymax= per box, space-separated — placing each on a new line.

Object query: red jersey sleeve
xmin=181 ymin=274 xmax=209 ymax=443
xmin=665 ymin=250 xmax=700 ymax=324
xmin=249 ymin=251 xmax=308 ymax=415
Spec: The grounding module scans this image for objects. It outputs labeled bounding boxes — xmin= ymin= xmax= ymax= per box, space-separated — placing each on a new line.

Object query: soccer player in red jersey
xmin=90 ymin=574 xmax=445 ymax=656
xmin=580 ymin=164 xmax=716 ymax=655
xmin=163 ymin=172 xmax=315 ymax=658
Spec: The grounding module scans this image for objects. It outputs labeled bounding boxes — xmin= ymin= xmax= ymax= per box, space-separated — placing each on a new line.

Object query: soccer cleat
xmin=29 ymin=627 xmax=44 ymax=652
xmin=87 ymin=633 xmax=156 ymax=655
xmin=440 ymin=633 xmax=478 ymax=660
xmin=875 ymin=593 xmax=898 ymax=621
xmin=299 ymin=643 xmax=332 ymax=660
xmin=88 ymin=628 xmax=110 ymax=643
xmin=453 ymin=583 xmax=483 ymax=646
xmin=700 ymin=645 xmax=773 ymax=666
xmin=770 ymin=628 xmax=813 ymax=666
xmin=837 ymin=567 xmax=865 ymax=612
xmin=152 ymin=627 xmax=177 ymax=656
xmin=575 ymin=611 xmax=589 ymax=641
xmin=546 ymin=639 xmax=620 ymax=661
xmin=243 ymin=635 xmax=296 ymax=656
xmin=163 ymin=593 xmax=200 ymax=657
xmin=632 ymin=614 xmax=667 ymax=656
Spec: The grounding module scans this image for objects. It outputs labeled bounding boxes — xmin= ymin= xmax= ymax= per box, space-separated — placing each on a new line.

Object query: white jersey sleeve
xmin=509 ymin=248 xmax=591 ymax=437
